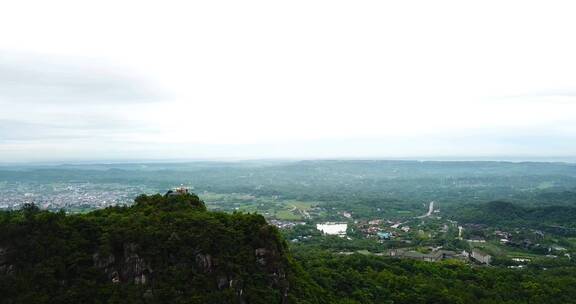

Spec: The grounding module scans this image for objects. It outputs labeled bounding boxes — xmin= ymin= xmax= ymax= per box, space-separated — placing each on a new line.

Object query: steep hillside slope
xmin=0 ymin=193 xmax=315 ymax=304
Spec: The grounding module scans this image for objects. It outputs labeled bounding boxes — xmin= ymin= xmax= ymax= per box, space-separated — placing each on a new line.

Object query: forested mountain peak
xmin=0 ymin=192 xmax=310 ymax=303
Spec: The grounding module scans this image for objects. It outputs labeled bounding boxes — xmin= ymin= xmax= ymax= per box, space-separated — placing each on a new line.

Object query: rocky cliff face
xmin=91 ymin=242 xmax=289 ymax=303
xmin=0 ymin=246 xmax=15 ymax=276
xmin=92 ymin=243 xmax=153 ymax=285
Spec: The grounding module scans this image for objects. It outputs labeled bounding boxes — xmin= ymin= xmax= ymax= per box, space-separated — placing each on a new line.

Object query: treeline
xmin=293 ymin=249 xmax=576 ymax=304
xmin=448 ymin=200 xmax=576 ymax=230
xmin=3 ymin=193 xmax=576 ymax=303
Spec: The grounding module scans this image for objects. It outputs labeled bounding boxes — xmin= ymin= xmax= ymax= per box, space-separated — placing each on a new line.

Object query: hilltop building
xmin=165 ymin=187 xmax=190 ymax=197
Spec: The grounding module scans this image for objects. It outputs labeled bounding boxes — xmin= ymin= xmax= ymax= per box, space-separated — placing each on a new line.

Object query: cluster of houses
xmin=381 ymin=247 xmax=492 ymax=264
xmin=355 ymin=219 xmax=411 ymax=242
xmin=494 ymin=230 xmax=511 ymax=244
xmin=269 ymin=219 xmax=306 ymax=229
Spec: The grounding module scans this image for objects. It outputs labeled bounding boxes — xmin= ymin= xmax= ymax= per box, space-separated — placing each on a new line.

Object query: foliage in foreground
xmin=0 ymin=193 xmax=305 ymax=304
xmin=293 ymin=248 xmax=576 ymax=304
xmin=2 ymin=193 xmax=576 ymax=303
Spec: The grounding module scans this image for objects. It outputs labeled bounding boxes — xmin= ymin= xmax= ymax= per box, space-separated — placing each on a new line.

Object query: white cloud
xmin=0 ymin=0 xmax=575 ymax=161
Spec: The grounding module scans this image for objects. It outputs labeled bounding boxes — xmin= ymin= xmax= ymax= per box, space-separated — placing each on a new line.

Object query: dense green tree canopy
xmin=2 ymin=192 xmax=576 ymax=303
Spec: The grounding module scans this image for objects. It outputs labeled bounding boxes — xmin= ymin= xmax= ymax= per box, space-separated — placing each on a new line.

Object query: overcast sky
xmin=1 ymin=0 xmax=576 ymax=163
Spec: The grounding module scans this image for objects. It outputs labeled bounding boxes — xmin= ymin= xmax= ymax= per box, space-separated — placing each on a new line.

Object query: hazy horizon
xmin=1 ymin=1 xmax=576 ymax=162
xmin=2 ymin=156 xmax=576 ymax=166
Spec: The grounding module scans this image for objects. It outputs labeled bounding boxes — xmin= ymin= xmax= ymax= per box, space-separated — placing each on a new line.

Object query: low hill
xmin=451 ymin=201 xmax=576 ymax=230
xmin=0 ymin=192 xmax=317 ymax=304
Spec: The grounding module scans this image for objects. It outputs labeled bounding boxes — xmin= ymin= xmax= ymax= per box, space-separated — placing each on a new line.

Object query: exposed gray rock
xmin=255 ymin=248 xmax=269 ymax=266
xmin=195 ymin=253 xmax=213 ymax=273
xmin=0 ymin=246 xmax=14 ymax=276
xmin=89 ymin=243 xmax=289 ymax=303
xmin=93 ymin=243 xmax=153 ymax=285
xmin=217 ymin=274 xmax=229 ymax=290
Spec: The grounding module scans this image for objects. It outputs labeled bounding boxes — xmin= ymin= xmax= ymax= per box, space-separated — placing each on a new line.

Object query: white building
xmin=471 ymin=250 xmax=492 ymax=265
xmin=316 ymin=222 xmax=348 ymax=237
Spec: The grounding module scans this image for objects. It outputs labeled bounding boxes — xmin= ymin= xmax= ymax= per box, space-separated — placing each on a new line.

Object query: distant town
xmin=2 ymin=160 xmax=576 ymax=271
xmin=0 ymin=181 xmax=156 ymax=212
